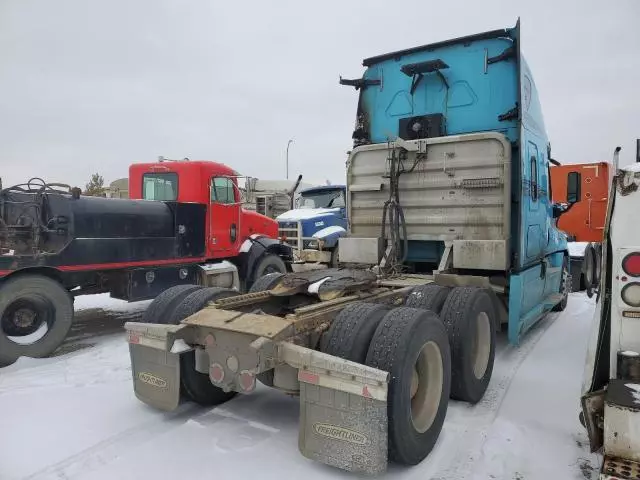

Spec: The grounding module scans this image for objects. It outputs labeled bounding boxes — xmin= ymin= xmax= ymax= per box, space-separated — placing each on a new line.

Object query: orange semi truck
xmin=550 ymin=162 xmax=610 ymax=243
xmin=550 ymin=161 xmax=610 ymax=293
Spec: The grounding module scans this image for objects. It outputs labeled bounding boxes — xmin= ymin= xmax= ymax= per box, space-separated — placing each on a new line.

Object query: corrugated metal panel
xmin=347 ymin=132 xmax=511 ymax=244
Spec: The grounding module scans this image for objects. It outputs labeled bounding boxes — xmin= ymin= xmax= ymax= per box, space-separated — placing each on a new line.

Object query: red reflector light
xmin=210 ymin=363 xmax=225 ymax=383
xmin=239 ymin=371 xmax=256 ymax=392
xmin=622 ymin=252 xmax=640 ymax=277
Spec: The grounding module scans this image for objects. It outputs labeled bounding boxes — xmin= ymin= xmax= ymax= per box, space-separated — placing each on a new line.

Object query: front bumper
xmin=297 ymin=249 xmax=332 ymax=263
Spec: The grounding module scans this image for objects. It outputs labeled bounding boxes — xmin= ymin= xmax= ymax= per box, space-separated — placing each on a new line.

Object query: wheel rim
xmin=1 ymin=295 xmax=53 ymax=343
xmin=472 ymin=312 xmax=491 ymax=380
xmin=410 ymin=340 xmax=443 ymax=433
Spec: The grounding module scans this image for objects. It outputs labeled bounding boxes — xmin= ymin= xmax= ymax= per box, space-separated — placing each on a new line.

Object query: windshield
xmin=142 ymin=173 xmax=178 ymax=201
xmin=297 ymin=189 xmax=345 ymax=209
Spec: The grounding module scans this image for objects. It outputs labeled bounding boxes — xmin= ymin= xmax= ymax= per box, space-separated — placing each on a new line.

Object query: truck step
xmin=600 ymin=455 xmax=640 ymax=480
xmin=544 ymin=293 xmax=564 ymax=308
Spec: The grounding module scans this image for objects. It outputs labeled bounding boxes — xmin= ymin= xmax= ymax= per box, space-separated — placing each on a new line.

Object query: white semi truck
xmin=580 ymin=150 xmax=640 ymax=480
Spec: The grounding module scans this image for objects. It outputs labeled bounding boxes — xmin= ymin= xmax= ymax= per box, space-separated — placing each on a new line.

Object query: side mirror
xmin=567 ymin=171 xmax=581 ymax=204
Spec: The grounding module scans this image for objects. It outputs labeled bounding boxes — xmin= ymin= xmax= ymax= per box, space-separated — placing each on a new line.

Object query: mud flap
xmin=299 ymin=382 xmax=387 ymax=474
xmin=278 ymin=343 xmax=389 ymax=475
xmin=126 ymin=322 xmax=187 ymax=411
xmin=129 ymin=344 xmax=181 ymax=411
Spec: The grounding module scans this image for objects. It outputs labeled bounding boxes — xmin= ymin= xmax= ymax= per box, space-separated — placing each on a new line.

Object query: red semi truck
xmin=0 ymin=158 xmax=292 ymax=366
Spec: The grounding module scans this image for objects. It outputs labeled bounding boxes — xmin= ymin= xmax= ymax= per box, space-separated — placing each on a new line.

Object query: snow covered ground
xmin=0 ymin=293 xmax=600 ymax=480
xmin=568 ymin=242 xmax=589 ymax=258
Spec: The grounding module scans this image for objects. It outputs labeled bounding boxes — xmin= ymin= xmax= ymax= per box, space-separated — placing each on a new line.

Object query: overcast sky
xmin=1 ymin=0 xmax=638 ymax=189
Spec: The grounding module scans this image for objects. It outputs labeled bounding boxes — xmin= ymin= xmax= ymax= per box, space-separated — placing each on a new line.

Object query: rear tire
xmin=405 ymin=284 xmax=451 ymax=314
xmin=141 ymin=284 xmax=203 ymax=324
xmin=248 ymin=271 xmax=289 ymax=387
xmin=365 ymin=307 xmax=451 ymax=465
xmin=594 ymin=243 xmax=602 ymax=286
xmin=169 ymin=287 xmax=240 ymax=406
xmin=329 ymin=245 xmax=339 ymax=268
xmin=0 ymin=275 xmax=73 ymax=363
xmin=321 ymin=302 xmax=389 ymax=363
xmin=439 ymin=287 xmax=496 ymax=403
xmin=584 ymin=243 xmax=596 ymax=298
xmin=251 ymin=254 xmax=287 ymax=289
xmin=0 ymin=358 xmax=16 ymax=368
xmin=248 ymin=272 xmax=285 ymax=293
xmin=553 ymin=256 xmax=570 ymax=312
xmin=570 ymin=258 xmax=584 ymax=292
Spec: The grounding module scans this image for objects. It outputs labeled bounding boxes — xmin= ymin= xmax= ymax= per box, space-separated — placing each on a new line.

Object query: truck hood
xmin=276 ymin=208 xmax=341 ymax=222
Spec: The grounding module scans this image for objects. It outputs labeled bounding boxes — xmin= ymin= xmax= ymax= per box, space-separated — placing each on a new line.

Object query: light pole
xmin=286 ymin=139 xmax=293 ymax=180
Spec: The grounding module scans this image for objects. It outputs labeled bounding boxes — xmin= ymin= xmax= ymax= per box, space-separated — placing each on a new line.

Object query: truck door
xmin=209 ymin=177 xmax=241 ymax=257
xmin=524 ymin=141 xmax=547 ymax=263
xmin=332 ymin=188 xmax=348 ymax=227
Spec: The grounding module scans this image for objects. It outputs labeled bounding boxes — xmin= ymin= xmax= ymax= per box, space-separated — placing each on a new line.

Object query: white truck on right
xmin=580 ymin=150 xmax=640 ymax=480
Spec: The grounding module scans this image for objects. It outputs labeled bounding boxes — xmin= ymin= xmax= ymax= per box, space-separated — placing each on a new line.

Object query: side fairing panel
xmin=359 ymin=31 xmax=519 ymax=145
xmin=508 ymin=250 xmax=564 ymax=345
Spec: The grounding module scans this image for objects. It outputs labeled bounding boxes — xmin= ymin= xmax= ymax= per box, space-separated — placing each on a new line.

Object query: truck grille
xmin=278 ymin=222 xmax=299 ymax=249
xmin=256 ymin=196 xmax=267 ymax=215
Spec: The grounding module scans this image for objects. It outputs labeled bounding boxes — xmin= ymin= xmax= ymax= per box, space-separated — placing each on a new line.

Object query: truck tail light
xmin=621 ymin=282 xmax=640 ymax=307
xmin=210 ymin=363 xmax=225 ymax=384
xmin=239 ymin=370 xmax=256 ymax=392
xmin=622 ymin=252 xmax=640 ymax=277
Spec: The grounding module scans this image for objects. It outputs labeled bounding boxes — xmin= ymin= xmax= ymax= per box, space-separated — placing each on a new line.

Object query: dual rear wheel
xmin=141 ymin=284 xmax=240 ymax=406
xmin=320 ymin=285 xmax=496 ymax=465
xmin=144 ymin=278 xmax=496 ymax=466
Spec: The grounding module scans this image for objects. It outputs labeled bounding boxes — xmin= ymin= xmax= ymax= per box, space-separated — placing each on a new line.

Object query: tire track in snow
xmin=0 ymin=336 xmax=131 ymax=396
xmin=23 ymin=403 xmax=283 ymax=480
xmin=428 ymin=311 xmax=562 ymax=480
xmin=24 ymin=402 xmax=203 ymax=480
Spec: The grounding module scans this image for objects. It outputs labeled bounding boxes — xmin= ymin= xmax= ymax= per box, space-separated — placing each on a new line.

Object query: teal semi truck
xmin=124 ymin=21 xmax=578 ymax=475
xmin=339 ymin=19 xmax=572 ymax=346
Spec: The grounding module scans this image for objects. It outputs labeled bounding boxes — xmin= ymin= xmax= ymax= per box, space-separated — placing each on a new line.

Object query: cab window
xmin=211 ymin=177 xmax=236 ymax=204
xmin=331 ymin=190 xmax=346 ymax=207
xmin=142 ymin=173 xmax=178 ymax=201
xmin=298 ymin=188 xmax=345 ymax=208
